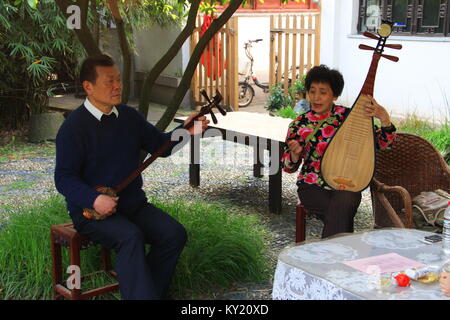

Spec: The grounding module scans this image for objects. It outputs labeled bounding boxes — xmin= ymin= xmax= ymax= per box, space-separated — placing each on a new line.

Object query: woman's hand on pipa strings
xmin=364 ymin=96 xmax=392 ymax=127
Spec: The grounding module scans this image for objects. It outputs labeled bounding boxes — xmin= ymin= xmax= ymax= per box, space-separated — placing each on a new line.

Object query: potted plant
xmin=266 ymin=75 xmax=307 ymax=116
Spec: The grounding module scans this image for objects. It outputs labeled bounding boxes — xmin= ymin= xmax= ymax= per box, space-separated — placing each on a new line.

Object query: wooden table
xmin=174 ymin=112 xmax=293 ymax=214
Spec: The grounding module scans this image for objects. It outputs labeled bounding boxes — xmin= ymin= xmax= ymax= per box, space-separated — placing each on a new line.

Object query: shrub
xmin=266 ymin=84 xmax=293 ymax=112
xmin=266 ymin=77 xmax=306 ymax=113
xmin=0 ymin=1 xmax=81 ymax=130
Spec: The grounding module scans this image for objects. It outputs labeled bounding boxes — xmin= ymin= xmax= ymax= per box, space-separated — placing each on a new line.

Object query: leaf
xmin=27 ymin=0 xmax=38 ymax=9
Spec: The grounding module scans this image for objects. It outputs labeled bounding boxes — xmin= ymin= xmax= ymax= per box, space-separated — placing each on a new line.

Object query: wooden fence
xmin=269 ymin=13 xmax=321 ymax=95
xmin=190 ymin=16 xmax=239 ymax=111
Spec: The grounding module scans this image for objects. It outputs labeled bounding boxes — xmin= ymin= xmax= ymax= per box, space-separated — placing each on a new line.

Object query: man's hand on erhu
xmin=184 ymin=113 xmax=210 ymax=136
xmin=93 ymin=194 xmax=119 ymax=217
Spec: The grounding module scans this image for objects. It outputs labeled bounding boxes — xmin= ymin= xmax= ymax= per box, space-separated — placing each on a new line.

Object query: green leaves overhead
xmin=0 ymin=0 xmax=82 ymax=128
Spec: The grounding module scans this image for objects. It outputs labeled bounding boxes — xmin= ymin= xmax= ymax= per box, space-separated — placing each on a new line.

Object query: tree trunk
xmin=138 ymin=0 xmax=201 ymax=118
xmin=155 ymin=0 xmax=244 ymax=131
xmin=91 ymin=0 xmax=100 ymax=47
xmin=106 ymin=0 xmax=132 ymax=104
xmin=56 ymin=0 xmax=101 ymax=56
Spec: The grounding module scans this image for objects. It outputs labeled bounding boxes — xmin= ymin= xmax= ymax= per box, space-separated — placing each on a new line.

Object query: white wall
xmin=320 ymin=0 xmax=450 ymax=123
xmin=236 ymin=15 xmax=271 ymax=83
xmin=133 ymin=24 xmax=186 ymax=77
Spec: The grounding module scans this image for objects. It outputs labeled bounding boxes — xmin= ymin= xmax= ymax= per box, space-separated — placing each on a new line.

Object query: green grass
xmin=0 ymin=139 xmax=55 ymax=162
xmin=396 ymin=115 xmax=450 ymax=163
xmin=0 ymin=196 xmax=270 ymax=300
xmin=2 ymin=181 xmax=37 ymax=192
xmin=152 ymin=197 xmax=270 ymax=298
xmin=275 ymin=106 xmax=299 ymax=120
xmin=0 ymin=196 xmax=115 ymax=299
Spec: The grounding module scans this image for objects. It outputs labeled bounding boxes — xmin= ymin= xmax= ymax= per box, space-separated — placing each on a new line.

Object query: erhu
xmin=83 ymin=90 xmax=226 ymax=220
xmin=320 ymin=21 xmax=402 ymax=192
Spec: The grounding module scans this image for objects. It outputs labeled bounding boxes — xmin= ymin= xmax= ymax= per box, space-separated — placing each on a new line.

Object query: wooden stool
xmin=295 ymin=202 xmax=309 ymax=243
xmin=50 ymin=222 xmax=119 ymax=300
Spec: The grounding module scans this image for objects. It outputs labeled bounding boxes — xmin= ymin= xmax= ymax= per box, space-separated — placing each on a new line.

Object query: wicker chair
xmin=370 ymin=132 xmax=450 ymax=229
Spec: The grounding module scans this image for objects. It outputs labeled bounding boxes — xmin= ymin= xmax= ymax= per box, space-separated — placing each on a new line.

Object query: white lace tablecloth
xmin=272 ymin=229 xmax=450 ymax=300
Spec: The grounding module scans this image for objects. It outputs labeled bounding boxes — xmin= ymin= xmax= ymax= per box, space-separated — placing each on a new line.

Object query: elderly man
xmin=54 ymin=54 xmax=208 ymax=300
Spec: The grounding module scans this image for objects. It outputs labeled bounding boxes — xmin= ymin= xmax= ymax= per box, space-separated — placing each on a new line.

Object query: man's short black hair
xmin=79 ymin=54 xmax=115 ymax=85
xmin=305 ymin=64 xmax=344 ymax=97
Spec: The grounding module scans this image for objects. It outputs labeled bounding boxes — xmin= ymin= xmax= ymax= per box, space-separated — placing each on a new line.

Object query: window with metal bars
xmin=358 ymin=0 xmax=450 ymax=36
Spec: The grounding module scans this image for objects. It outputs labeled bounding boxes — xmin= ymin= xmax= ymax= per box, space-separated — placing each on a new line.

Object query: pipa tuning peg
xmin=385 ymin=43 xmax=402 ymax=50
xmin=381 ymin=54 xmax=399 ymax=62
xmin=363 ymin=31 xmax=380 ymax=41
xmin=359 ymin=44 xmax=376 ymax=51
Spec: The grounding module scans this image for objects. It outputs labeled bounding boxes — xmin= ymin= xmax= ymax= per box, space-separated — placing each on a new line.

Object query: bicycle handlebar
xmin=244 ymin=39 xmax=263 ymax=50
xmin=243 ymin=39 xmax=263 ymax=61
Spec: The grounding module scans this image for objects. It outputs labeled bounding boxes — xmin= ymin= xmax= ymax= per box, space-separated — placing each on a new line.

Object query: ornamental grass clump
xmin=149 ymin=197 xmax=270 ymax=298
xmin=0 ymin=196 xmax=116 ymax=300
xmin=0 ymin=195 xmax=269 ymax=299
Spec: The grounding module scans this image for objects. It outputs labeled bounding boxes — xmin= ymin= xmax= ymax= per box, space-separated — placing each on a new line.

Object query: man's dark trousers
xmin=75 ymin=201 xmax=187 ymax=300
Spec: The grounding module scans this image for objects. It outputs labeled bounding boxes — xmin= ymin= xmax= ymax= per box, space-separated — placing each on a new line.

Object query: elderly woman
xmin=282 ymin=65 xmax=397 ymax=238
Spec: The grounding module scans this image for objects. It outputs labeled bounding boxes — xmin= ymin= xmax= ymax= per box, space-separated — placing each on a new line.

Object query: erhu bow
xmin=83 ymin=90 xmax=225 ymax=220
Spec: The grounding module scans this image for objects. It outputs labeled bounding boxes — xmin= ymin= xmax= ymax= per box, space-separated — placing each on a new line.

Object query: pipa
xmin=320 ymin=21 xmax=402 ymax=192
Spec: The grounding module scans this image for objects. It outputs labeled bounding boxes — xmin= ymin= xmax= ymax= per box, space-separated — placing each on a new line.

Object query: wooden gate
xmin=190 ymin=16 xmax=239 ymax=111
xmin=269 ymin=12 xmax=321 ymax=95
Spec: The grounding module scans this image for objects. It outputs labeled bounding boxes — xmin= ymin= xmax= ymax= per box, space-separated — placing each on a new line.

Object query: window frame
xmin=357 ymin=0 xmax=450 ymax=37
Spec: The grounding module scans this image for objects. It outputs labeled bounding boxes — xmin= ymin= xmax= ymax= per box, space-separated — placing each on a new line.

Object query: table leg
xmin=253 ymin=138 xmax=263 ymax=178
xmin=189 ymin=134 xmax=200 ymax=187
xmin=269 ymin=142 xmax=282 ymax=214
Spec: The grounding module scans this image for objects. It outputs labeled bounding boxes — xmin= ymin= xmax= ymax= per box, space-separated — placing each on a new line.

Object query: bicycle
xmin=238 ymin=39 xmax=269 ymax=107
xmin=238 ymin=39 xmax=300 ymax=107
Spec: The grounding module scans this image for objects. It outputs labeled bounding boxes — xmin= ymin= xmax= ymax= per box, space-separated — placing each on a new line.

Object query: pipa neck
xmin=360 ymin=53 xmax=381 ymax=96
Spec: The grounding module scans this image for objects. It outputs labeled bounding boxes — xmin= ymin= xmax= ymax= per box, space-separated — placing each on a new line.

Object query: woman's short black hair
xmin=79 ymin=54 xmax=115 ymax=85
xmin=305 ymin=64 xmax=344 ymax=97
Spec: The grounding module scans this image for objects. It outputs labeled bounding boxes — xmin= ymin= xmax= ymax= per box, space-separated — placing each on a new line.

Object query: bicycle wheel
xmin=238 ymin=82 xmax=255 ymax=107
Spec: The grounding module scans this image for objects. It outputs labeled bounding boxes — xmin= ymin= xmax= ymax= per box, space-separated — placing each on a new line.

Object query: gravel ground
xmin=0 ymin=137 xmax=374 ymax=300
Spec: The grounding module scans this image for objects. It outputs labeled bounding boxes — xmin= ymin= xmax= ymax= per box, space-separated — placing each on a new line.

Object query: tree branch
xmin=106 ymin=0 xmax=132 ymax=104
xmin=138 ymin=0 xmax=202 ymax=117
xmin=155 ymin=0 xmax=244 ymax=131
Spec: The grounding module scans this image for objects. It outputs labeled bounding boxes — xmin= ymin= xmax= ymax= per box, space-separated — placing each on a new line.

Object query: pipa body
xmin=320 ymin=93 xmax=376 ymax=192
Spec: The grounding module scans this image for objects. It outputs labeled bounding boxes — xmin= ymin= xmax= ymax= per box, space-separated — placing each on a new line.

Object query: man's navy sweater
xmin=54 ymin=104 xmax=179 ymax=227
